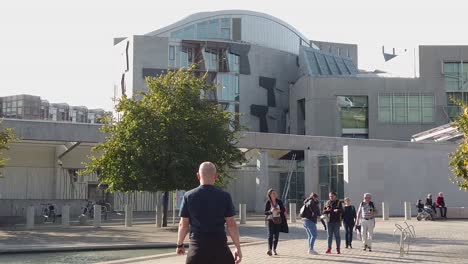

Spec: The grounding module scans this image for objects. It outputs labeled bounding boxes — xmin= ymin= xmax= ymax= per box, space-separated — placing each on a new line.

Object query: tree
xmin=0 ymin=121 xmax=17 ymax=177
xmin=82 ymin=68 xmax=246 ymax=226
xmin=449 ymin=100 xmax=468 ymax=191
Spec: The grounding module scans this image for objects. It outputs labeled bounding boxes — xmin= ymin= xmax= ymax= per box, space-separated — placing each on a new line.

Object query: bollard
xmin=26 ymin=206 xmax=35 ymax=229
xmin=155 ymin=194 xmax=163 ymax=228
xmin=239 ymin=204 xmax=247 ymax=225
xmin=404 ymin=201 xmax=411 ymax=220
xmin=93 ymin=205 xmax=101 ymax=228
xmin=62 ymin=205 xmax=70 ymax=227
xmin=289 ymin=203 xmax=297 ymax=223
xmin=382 ymin=202 xmax=389 ymax=220
xmin=125 ymin=204 xmax=133 ymax=227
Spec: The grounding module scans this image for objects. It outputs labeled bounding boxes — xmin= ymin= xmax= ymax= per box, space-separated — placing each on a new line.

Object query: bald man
xmin=176 ymin=162 xmax=242 ymax=264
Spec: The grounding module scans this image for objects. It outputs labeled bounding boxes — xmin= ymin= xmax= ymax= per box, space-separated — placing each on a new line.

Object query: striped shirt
xmin=360 ymin=202 xmax=375 ymax=220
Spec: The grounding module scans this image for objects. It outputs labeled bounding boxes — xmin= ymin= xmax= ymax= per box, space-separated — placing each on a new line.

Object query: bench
xmin=445 ymin=207 xmax=468 ymax=219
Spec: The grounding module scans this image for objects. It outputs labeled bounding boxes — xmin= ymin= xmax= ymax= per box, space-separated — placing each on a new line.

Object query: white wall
xmin=344 ymin=144 xmax=468 ymax=216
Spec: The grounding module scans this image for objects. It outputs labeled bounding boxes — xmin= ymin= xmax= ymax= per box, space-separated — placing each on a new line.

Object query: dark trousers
xmin=437 ymin=206 xmax=447 ymax=217
xmin=343 ymin=221 xmax=355 ymax=246
xmin=327 ymin=222 xmax=341 ymax=250
xmin=186 ymin=236 xmax=234 ymax=264
xmin=267 ymin=220 xmax=280 ymax=250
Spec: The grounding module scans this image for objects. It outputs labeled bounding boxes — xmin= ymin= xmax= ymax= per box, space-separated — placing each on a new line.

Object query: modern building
xmin=114 ymin=10 xmax=468 ymax=141
xmin=2 ymin=11 xmax=468 ymax=223
xmin=0 ymin=95 xmax=112 ymax=124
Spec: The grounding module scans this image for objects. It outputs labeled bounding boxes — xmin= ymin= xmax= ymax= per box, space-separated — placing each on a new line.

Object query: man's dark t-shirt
xmin=180 ymin=184 xmax=235 ymax=240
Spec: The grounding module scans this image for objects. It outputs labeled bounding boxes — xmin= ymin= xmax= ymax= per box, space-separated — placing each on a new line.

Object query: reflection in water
xmin=0 ymin=248 xmax=174 ymax=264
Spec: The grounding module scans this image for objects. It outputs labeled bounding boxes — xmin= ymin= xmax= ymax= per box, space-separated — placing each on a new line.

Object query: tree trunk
xmin=162 ymin=190 xmax=169 ymax=227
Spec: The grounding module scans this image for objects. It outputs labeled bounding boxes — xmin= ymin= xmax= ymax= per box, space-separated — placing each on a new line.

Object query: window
xmin=169 ymin=46 xmax=175 ymax=61
xmin=378 ymin=93 xmax=434 ymax=124
xmin=444 ymin=62 xmax=468 ymax=92
xmin=337 ymin=96 xmax=368 ymax=129
xmin=227 ymin=52 xmax=240 ymax=73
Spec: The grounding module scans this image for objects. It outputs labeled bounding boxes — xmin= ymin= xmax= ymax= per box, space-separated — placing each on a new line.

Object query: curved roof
xmin=146 ymin=10 xmax=311 ymax=44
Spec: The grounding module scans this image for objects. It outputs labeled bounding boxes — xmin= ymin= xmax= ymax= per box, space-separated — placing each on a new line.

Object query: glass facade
xmin=165 ymin=14 xmax=312 ymax=55
xmin=216 ymin=73 xmax=239 ymax=102
xmin=318 ymin=155 xmax=344 ymax=200
xmin=444 ymin=62 xmax=468 ymax=119
xmin=378 ymin=93 xmax=434 ymax=124
xmin=171 ymin=18 xmax=231 ymax=40
xmin=304 ymin=48 xmax=359 ymax=76
xmin=227 ymin=52 xmax=240 ymax=73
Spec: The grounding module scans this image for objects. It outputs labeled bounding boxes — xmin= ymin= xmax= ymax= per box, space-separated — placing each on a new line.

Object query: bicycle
xmin=41 ymin=203 xmax=56 ymax=223
xmin=82 ymin=200 xmax=108 ymax=220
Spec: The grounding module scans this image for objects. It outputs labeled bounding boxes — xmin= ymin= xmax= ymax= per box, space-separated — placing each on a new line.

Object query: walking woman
xmin=301 ymin=192 xmax=321 ymax=255
xmin=343 ymin=197 xmax=356 ymax=248
xmin=264 ymin=188 xmax=288 ymax=256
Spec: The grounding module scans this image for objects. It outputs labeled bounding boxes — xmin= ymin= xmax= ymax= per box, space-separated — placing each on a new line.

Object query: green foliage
xmin=82 ymin=67 xmax=246 ymax=192
xmin=449 ymin=99 xmax=468 ymax=191
xmin=0 ymin=121 xmax=18 ymax=177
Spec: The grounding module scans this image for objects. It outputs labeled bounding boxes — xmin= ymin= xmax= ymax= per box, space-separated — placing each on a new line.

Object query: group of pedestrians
xmin=174 ymin=161 xmax=379 ymax=263
xmin=298 ymin=191 xmax=377 ymax=255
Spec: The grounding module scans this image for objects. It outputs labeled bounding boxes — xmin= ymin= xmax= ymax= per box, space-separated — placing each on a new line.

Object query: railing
xmin=393 ymin=221 xmax=416 ymax=257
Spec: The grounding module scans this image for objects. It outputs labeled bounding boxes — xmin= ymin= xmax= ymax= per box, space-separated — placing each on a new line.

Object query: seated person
xmin=435 ymin=192 xmax=447 ymax=218
xmin=416 ymin=199 xmax=424 ymax=213
xmin=425 ymin=194 xmax=435 ymax=211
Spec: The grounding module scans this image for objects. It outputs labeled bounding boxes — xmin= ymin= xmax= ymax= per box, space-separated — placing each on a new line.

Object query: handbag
xmin=272 ymin=216 xmax=282 ymax=224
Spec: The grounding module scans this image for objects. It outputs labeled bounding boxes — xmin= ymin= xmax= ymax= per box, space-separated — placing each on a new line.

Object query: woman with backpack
xmin=356 ymin=193 xmax=377 ymax=252
xmin=300 ymin=192 xmax=321 ymax=255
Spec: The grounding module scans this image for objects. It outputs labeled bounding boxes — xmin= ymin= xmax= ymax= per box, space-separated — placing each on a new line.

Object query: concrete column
xmin=239 ymin=203 xmax=247 ymax=224
xmin=62 ymin=205 xmax=70 ymax=226
xmin=289 ymin=203 xmax=297 ymax=223
xmin=156 ymin=192 xmax=163 ymax=228
xmin=26 ymin=206 xmax=35 ymax=229
xmin=93 ymin=205 xmax=101 ymax=227
xmin=125 ymin=204 xmax=133 ymax=227
xmin=404 ymin=201 xmax=411 ymax=220
xmin=255 ymin=150 xmax=269 ymax=213
xmin=382 ymin=202 xmax=389 ymax=220
xmin=304 ymin=150 xmax=318 ymax=198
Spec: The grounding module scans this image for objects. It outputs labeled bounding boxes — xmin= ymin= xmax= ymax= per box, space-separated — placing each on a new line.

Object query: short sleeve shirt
xmin=179 ymin=184 xmax=235 ymax=239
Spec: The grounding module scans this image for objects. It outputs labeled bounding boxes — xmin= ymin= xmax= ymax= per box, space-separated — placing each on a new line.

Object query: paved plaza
xmin=1 ymin=217 xmax=467 ymax=263
xmin=102 ymin=218 xmax=468 ymax=264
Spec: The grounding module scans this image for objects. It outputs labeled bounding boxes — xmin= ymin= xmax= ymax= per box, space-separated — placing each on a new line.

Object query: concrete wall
xmin=240 ymin=44 xmax=298 ymax=133
xmin=344 ymin=143 xmax=468 ymax=216
xmin=290 ymin=75 xmax=448 ymax=141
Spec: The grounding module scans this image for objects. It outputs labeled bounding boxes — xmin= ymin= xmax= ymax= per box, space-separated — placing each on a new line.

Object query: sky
xmin=1 ymin=0 xmax=467 ymax=111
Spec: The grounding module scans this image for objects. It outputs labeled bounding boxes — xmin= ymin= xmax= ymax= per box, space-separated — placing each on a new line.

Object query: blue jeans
xmin=302 ymin=219 xmax=317 ymax=250
xmin=327 ymin=222 xmax=341 ymax=250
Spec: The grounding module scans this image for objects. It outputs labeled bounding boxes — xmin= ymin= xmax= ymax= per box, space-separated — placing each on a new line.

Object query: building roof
xmin=411 ymin=123 xmax=463 ymax=142
xmin=301 ymin=46 xmax=359 ymax=77
xmin=146 ymin=10 xmax=317 ymax=48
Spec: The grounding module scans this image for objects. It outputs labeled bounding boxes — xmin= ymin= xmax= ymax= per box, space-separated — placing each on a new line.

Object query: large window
xmin=444 ymin=62 xmax=468 ymax=119
xmin=227 ymin=52 xmax=239 ymax=73
xmin=216 ymin=73 xmax=239 ymax=102
xmin=338 ymin=96 xmax=368 ymax=138
xmin=378 ymin=93 xmax=434 ymax=124
xmin=171 ymin=18 xmax=231 ymax=40
xmin=318 ymin=155 xmax=344 ymax=200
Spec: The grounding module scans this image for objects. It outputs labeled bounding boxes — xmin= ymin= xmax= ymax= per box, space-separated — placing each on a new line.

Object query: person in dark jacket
xmin=301 ymin=192 xmax=321 ymax=255
xmin=425 ymin=194 xmax=435 ymax=211
xmin=323 ymin=191 xmax=343 ymax=254
xmin=264 ymin=188 xmax=288 ymax=256
xmin=435 ymin=192 xmax=447 ymax=218
xmin=342 ymin=197 xmax=356 ymax=249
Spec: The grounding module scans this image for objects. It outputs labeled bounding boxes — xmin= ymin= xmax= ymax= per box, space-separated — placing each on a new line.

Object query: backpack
xmin=300 ymin=200 xmax=313 ymax=218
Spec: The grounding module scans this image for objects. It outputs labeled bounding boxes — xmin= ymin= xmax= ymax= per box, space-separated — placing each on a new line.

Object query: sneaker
xmin=267 ymin=250 xmax=272 ymax=256
xmin=368 ymin=246 xmax=372 ymax=252
xmin=273 ymin=250 xmax=278 ymax=255
xmin=363 ymin=245 xmax=367 ymax=251
xmin=309 ymin=249 xmax=319 ymax=255
xmin=325 ymin=249 xmax=331 ymax=254
xmin=349 ymin=244 xmax=353 ymax=249
xmin=345 ymin=245 xmax=349 ymax=249
xmin=336 ymin=249 xmax=341 ymax=254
